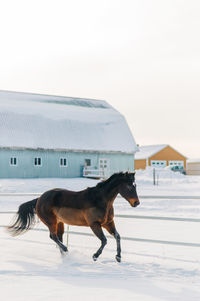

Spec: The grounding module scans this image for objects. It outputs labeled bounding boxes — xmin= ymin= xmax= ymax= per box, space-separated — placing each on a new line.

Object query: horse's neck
xmin=104 ymin=184 xmax=119 ymax=205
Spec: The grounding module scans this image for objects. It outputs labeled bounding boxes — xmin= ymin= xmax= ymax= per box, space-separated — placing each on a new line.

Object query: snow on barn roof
xmin=0 ymin=90 xmax=137 ymax=154
xmin=135 ymin=144 xmax=168 ymax=159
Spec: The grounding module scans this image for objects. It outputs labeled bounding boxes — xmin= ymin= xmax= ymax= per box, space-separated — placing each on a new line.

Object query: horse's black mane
xmin=86 ymin=172 xmax=134 ymax=205
xmin=87 ymin=172 xmax=130 ymax=194
xmin=95 ymin=172 xmax=124 ymax=189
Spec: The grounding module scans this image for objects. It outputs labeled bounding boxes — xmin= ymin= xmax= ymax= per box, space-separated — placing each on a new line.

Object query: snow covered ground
xmin=1 ymin=170 xmax=200 ymax=301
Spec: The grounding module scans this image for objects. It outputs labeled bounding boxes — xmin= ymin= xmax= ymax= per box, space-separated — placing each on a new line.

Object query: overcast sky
xmin=0 ymin=0 xmax=200 ymax=158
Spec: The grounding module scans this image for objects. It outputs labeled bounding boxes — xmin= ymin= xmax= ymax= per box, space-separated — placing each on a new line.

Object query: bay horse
xmin=8 ymin=172 xmax=140 ymax=262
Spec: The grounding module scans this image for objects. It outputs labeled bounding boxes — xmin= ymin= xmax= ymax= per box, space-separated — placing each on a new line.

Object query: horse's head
xmin=118 ymin=172 xmax=140 ymax=207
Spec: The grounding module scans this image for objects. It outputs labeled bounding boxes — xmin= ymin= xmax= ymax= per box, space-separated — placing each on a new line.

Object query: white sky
xmin=0 ymin=0 xmax=200 ymax=158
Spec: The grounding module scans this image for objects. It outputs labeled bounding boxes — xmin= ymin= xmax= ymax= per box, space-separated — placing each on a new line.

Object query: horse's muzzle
xmin=133 ymin=200 xmax=140 ymax=207
xmin=129 ymin=198 xmax=140 ymax=207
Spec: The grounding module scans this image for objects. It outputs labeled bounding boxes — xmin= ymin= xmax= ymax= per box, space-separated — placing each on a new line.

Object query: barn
xmin=0 ymin=90 xmax=137 ymax=178
xmin=135 ymin=144 xmax=187 ymax=170
xmin=186 ymin=159 xmax=200 ymax=175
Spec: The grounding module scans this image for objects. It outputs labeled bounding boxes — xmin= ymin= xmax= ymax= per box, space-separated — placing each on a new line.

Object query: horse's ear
xmin=124 ymin=172 xmax=130 ymax=178
xmin=123 ymin=172 xmax=135 ymax=182
xmin=130 ymin=172 xmax=135 ymax=182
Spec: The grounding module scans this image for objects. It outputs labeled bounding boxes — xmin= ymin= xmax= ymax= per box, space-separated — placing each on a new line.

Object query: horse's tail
xmin=7 ymin=198 xmax=38 ymax=236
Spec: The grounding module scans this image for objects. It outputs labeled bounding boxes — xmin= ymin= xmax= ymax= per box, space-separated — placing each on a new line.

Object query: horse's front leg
xmin=90 ymin=222 xmax=107 ymax=261
xmin=103 ymin=221 xmax=121 ymax=262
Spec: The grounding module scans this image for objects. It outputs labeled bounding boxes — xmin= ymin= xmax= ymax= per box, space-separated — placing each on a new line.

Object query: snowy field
xmin=1 ymin=170 xmax=200 ymax=301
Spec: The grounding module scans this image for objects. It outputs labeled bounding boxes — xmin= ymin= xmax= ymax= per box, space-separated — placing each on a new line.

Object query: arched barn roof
xmin=0 ymin=90 xmax=137 ymax=154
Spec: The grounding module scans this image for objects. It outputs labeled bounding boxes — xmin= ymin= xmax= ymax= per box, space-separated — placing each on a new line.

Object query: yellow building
xmin=135 ymin=144 xmax=187 ymax=170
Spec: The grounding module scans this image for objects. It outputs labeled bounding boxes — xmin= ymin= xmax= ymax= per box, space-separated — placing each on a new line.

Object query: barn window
xmin=99 ymin=158 xmax=109 ymax=169
xmin=60 ymin=158 xmax=68 ymax=167
xmin=168 ymin=160 xmax=184 ymax=167
xmin=85 ymin=159 xmax=91 ymax=167
xmin=10 ymin=157 xmax=17 ymax=166
xmin=151 ymin=160 xmax=166 ymax=168
xmin=34 ymin=157 xmax=42 ymax=166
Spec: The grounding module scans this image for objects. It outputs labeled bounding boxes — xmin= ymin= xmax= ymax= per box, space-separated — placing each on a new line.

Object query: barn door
xmin=99 ymin=158 xmax=109 ymax=178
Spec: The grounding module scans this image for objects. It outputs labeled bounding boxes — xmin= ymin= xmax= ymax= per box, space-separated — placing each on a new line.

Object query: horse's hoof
xmin=115 ymin=255 xmax=121 ymax=262
xmin=60 ymin=249 xmax=68 ymax=256
xmin=93 ymin=255 xmax=98 ymax=261
xmin=63 ymin=245 xmax=68 ymax=252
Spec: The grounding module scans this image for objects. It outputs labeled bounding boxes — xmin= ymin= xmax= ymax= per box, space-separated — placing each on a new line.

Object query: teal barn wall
xmin=0 ymin=148 xmax=135 ymax=178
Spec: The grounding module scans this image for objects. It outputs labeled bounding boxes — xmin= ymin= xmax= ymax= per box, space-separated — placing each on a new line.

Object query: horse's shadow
xmin=5 ymin=249 xmax=200 ymax=280
xmin=2 ymin=253 xmax=200 ymax=301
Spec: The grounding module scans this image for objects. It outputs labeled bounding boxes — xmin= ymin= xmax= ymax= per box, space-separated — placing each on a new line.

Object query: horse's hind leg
xmin=57 ymin=222 xmax=66 ymax=255
xmin=90 ymin=222 xmax=107 ymax=261
xmin=38 ymin=211 xmax=67 ymax=253
xmin=57 ymin=222 xmax=64 ymax=242
xmin=103 ymin=221 xmax=121 ymax=262
xmin=49 ymin=224 xmax=68 ymax=253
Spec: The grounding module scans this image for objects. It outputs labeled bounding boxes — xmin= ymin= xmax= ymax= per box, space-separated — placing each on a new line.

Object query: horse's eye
xmin=127 ymin=184 xmax=133 ymax=191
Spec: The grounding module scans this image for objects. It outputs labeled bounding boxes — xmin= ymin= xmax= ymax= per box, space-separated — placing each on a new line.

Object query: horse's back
xmin=35 ymin=188 xmax=90 ymax=225
xmin=37 ymin=188 xmax=83 ymax=206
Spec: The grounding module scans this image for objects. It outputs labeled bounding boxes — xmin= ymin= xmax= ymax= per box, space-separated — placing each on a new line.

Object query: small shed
xmin=135 ymin=144 xmax=187 ymax=170
xmin=186 ymin=159 xmax=200 ymax=175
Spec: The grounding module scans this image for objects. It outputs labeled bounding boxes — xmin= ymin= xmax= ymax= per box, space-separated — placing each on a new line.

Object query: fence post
xmin=157 ymin=172 xmax=159 ymax=185
xmin=153 ymin=168 xmax=156 ymax=185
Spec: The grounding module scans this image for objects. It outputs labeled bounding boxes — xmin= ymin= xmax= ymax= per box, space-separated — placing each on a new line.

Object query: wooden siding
xmin=135 ymin=145 xmax=187 ymax=170
xmin=149 ymin=146 xmax=187 ymax=168
xmin=135 ymin=159 xmax=146 ymax=170
xmin=0 ymin=149 xmax=135 ymax=178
